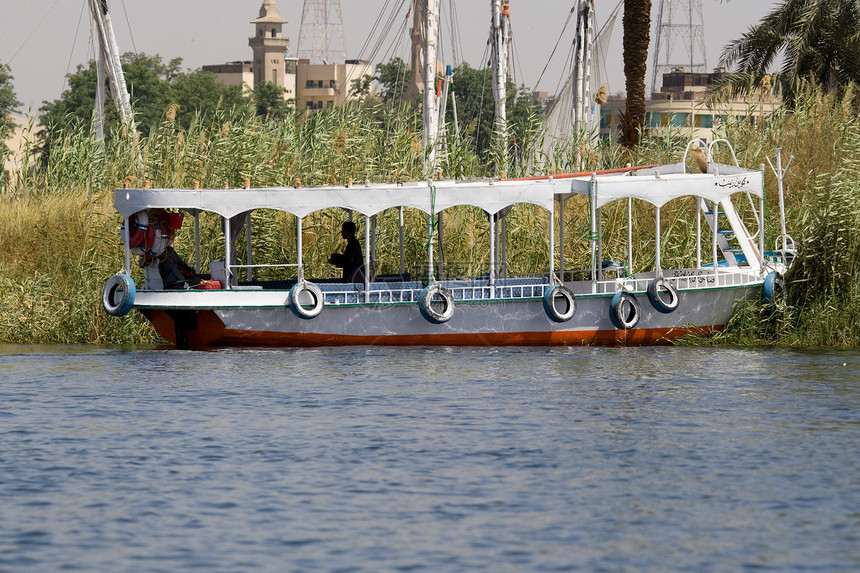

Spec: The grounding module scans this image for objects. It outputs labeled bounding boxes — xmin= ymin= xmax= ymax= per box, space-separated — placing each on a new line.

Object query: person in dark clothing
xmin=328 ymin=221 xmax=364 ymax=282
xmin=158 ymin=246 xmax=201 ymax=289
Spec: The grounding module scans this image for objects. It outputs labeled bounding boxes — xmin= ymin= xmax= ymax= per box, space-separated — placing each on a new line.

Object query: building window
xmin=696 ymin=114 xmax=713 ymax=128
xmin=317 ymin=80 xmax=323 ymax=88
xmin=326 ymin=100 xmax=333 ymax=107
xmin=670 ymin=113 xmax=690 ymax=127
xmin=272 ymin=69 xmax=278 ymax=84
xmin=317 ymin=101 xmax=323 ymax=109
xmin=329 ymin=79 xmax=336 ymax=89
xmin=600 ymin=110 xmax=611 ymax=129
xmin=306 ymin=80 xmax=315 ymax=88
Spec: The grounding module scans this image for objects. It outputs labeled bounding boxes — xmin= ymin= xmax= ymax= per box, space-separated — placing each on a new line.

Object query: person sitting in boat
xmin=328 ymin=221 xmax=364 ymax=282
xmin=158 ymin=246 xmax=201 ymax=289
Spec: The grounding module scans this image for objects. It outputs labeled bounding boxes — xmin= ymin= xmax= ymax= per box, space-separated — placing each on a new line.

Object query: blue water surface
xmin=1 ymin=345 xmax=859 ymax=572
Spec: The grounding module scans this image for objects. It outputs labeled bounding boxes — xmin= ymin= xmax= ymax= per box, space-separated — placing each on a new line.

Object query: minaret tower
xmin=249 ymin=0 xmax=290 ymax=89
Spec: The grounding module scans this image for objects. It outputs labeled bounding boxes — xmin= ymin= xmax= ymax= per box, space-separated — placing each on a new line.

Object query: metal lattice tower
xmin=650 ymin=0 xmax=707 ymax=96
xmin=297 ymin=0 xmax=347 ymax=64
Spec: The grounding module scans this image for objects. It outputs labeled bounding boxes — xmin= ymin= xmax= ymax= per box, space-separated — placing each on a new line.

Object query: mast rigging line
xmin=63 ymin=0 xmax=89 ymax=98
xmin=376 ymin=5 xmax=412 ymax=69
xmin=444 ymin=0 xmax=464 ymax=68
xmin=356 ymin=0 xmax=405 ymax=65
xmin=4 ymin=0 xmax=62 ymax=66
xmin=533 ymin=5 xmax=577 ymax=93
xmin=117 ymin=0 xmax=138 ymax=54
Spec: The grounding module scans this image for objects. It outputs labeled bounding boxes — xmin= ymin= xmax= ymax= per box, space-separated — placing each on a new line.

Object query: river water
xmin=1 ymin=344 xmax=858 ymax=572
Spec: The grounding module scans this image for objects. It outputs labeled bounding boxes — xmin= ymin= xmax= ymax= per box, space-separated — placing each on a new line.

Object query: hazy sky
xmin=1 ymin=0 xmax=778 ymax=113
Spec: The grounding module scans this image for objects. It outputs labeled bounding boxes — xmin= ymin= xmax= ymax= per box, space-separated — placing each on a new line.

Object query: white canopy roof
xmin=113 ymin=163 xmax=762 ymax=218
xmin=113 ymin=177 xmax=569 ymax=219
xmin=566 ymin=164 xmax=763 ymax=209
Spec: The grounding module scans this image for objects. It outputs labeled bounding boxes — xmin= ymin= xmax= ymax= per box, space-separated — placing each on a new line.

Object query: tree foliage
xmin=717 ymin=0 xmax=860 ymax=106
xmin=1 ymin=63 xmax=22 ymax=172
xmin=39 ymin=53 xmax=248 ymax=154
xmin=374 ymin=57 xmax=413 ymax=106
xmin=252 ymin=81 xmax=290 ymax=120
xmin=443 ymin=62 xmax=543 ymax=166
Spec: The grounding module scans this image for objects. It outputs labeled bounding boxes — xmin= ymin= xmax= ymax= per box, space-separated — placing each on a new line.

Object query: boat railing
xmin=231 ymin=263 xmax=299 ymax=270
xmin=319 ymin=276 xmax=550 ymax=305
xmin=566 ymin=266 xmax=764 ymax=295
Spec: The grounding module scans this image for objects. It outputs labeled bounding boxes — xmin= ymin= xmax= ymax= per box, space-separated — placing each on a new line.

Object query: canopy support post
xmin=589 ymin=174 xmax=597 ymax=294
xmin=224 ymin=216 xmax=232 ymax=290
xmin=399 ymin=207 xmax=405 ymax=277
xmin=245 ymin=212 xmax=252 ymax=282
xmin=655 ymin=206 xmax=662 ymax=273
xmin=759 ymin=164 xmax=766 ymax=267
xmin=297 ymin=216 xmax=304 ymax=282
xmin=627 ymin=198 xmax=633 ymax=276
xmin=549 ymin=203 xmax=555 ymax=280
xmin=427 ymin=212 xmax=434 ymax=283
xmin=559 ymin=197 xmax=566 ymax=281
xmin=597 ymin=208 xmax=603 ymax=280
xmin=489 ymin=212 xmax=496 ymax=297
xmin=437 ymin=212 xmax=444 ymax=279
xmin=122 ymin=216 xmax=131 ymax=274
xmin=365 ymin=215 xmax=371 ymax=302
xmin=696 ymin=198 xmax=702 ymax=268
xmin=499 ymin=215 xmax=508 ymax=278
xmin=194 ymin=212 xmax=201 ymax=273
xmin=712 ymin=201 xmax=719 ymax=283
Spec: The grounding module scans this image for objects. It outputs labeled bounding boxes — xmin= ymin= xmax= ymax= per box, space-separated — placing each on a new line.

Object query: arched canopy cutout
xmin=114 ymin=177 xmax=564 ymax=220
xmin=565 ymin=164 xmax=763 ymax=210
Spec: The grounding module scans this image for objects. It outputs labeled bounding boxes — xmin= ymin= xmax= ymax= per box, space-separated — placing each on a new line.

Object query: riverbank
xmin=2 ymin=88 xmax=859 ymax=346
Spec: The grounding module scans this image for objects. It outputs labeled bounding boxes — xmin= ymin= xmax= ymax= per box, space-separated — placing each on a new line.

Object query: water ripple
xmin=0 ymin=345 xmax=858 ymax=571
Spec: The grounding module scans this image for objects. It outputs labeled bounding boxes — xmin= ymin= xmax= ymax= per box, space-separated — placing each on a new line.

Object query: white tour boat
xmin=102 ymin=141 xmax=793 ymax=347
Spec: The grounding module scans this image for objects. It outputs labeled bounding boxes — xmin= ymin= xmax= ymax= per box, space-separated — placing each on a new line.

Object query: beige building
xmin=3 ymin=114 xmax=40 ymax=177
xmin=202 ymin=0 xmax=368 ymax=109
xmin=201 ymin=61 xmax=254 ymax=93
xmin=600 ymin=69 xmax=778 ymax=143
xmin=295 ymin=59 xmax=372 ymax=110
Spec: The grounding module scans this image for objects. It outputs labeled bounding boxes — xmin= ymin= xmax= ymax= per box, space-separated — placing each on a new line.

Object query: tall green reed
xmin=2 ymin=83 xmax=859 ymax=345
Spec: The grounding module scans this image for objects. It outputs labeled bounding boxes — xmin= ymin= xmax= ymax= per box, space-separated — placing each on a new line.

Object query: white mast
xmin=573 ymin=0 xmax=595 ymax=133
xmin=422 ymin=0 xmax=440 ymax=171
xmin=490 ymin=0 xmax=511 ymax=175
xmin=89 ymin=0 xmax=135 ymax=136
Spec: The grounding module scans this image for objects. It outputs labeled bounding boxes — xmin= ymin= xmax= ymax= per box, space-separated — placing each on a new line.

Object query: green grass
xmin=2 ymin=85 xmax=859 ymax=346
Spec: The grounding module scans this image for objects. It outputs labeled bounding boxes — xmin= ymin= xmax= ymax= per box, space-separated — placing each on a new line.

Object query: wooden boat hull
xmin=138 ymin=282 xmax=757 ymax=347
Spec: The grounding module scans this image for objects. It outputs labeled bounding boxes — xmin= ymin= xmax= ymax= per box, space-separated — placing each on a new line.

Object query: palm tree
xmin=718 ymin=0 xmax=860 ymax=106
xmin=621 ymin=0 xmax=652 ymax=148
xmin=622 ymin=1 xmax=734 ymax=147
